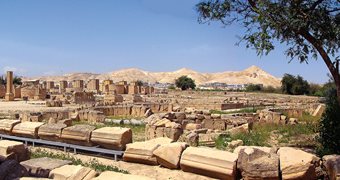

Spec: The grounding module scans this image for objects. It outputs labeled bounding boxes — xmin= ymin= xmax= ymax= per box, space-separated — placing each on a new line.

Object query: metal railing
xmin=0 ymin=134 xmax=124 ymax=161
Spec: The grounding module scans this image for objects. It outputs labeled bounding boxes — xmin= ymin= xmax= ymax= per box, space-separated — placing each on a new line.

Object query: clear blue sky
xmin=0 ymin=0 xmax=332 ymax=83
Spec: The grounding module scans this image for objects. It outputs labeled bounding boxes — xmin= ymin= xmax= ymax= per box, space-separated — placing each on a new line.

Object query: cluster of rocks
xmin=123 ymin=137 xmax=340 ymax=180
xmin=144 ymin=111 xmax=252 ymax=146
xmin=0 ymin=119 xmax=132 ymax=151
xmin=0 ymin=139 xmax=153 ymax=180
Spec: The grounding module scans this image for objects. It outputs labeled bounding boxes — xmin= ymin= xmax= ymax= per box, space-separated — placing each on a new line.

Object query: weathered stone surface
xmin=0 ymin=119 xmax=20 ymax=134
xmin=123 ymin=137 xmax=173 ymax=165
xmin=234 ymin=146 xmax=272 ymax=154
xmin=49 ymin=165 xmax=97 ymax=180
xmin=313 ymin=104 xmax=325 ymax=117
xmin=226 ymin=140 xmax=243 ymax=151
xmin=92 ymin=171 xmax=154 ymax=180
xmin=198 ymin=133 xmax=221 ymax=147
xmin=180 ymin=147 xmax=238 ymax=180
xmin=227 ymin=123 xmax=248 ymax=135
xmin=38 ymin=123 xmax=67 ymax=141
xmin=322 ymin=155 xmax=340 ymax=180
xmin=12 ymin=122 xmax=45 ymax=138
xmin=237 ymin=146 xmax=279 ymax=180
xmin=278 ymin=147 xmax=319 ymax=180
xmin=174 ymin=112 xmax=186 ymax=120
xmin=0 ymin=159 xmax=28 ymax=180
xmin=15 ymin=178 xmax=50 ymax=180
xmin=20 ymin=157 xmax=72 ymax=178
xmin=185 ymin=123 xmax=202 ymax=130
xmin=153 ymin=142 xmax=188 ymax=169
xmin=91 ymin=127 xmax=132 ymax=150
xmin=0 ymin=140 xmax=29 ymax=162
xmin=153 ymin=118 xmax=171 ymax=127
xmin=61 ymin=125 xmax=96 ymax=146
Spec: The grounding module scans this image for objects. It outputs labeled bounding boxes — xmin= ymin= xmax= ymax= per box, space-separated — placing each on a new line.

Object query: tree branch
xmin=299 ymin=30 xmax=339 ymax=83
xmin=309 ymin=0 xmax=325 ymax=10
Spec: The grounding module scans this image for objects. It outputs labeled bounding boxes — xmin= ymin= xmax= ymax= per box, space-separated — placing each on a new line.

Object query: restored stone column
xmin=5 ymin=71 xmax=14 ymax=101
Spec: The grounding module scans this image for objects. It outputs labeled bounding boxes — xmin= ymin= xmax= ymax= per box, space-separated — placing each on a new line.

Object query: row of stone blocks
xmin=0 ymin=140 xmax=153 ymax=180
xmin=0 ymin=119 xmax=132 ymax=151
xmin=123 ymin=137 xmax=339 ymax=180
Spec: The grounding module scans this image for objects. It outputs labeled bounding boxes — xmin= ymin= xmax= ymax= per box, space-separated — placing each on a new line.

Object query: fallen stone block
xmin=322 ymin=155 xmax=340 ymax=180
xmin=61 ymin=125 xmax=96 ymax=146
xmin=237 ymin=146 xmax=279 ymax=179
xmin=123 ymin=137 xmax=173 ymax=165
xmin=92 ymin=171 xmax=154 ymax=180
xmin=227 ymin=123 xmax=248 ymax=135
xmin=12 ymin=122 xmax=45 ymax=138
xmin=0 ymin=119 xmax=21 ymax=135
xmin=0 ymin=140 xmax=29 ymax=162
xmin=153 ymin=142 xmax=188 ymax=169
xmin=49 ymin=165 xmax=97 ymax=180
xmin=180 ymin=147 xmax=238 ymax=180
xmin=20 ymin=157 xmax=72 ymax=178
xmin=90 ymin=127 xmax=132 ymax=150
xmin=278 ymin=147 xmax=319 ymax=180
xmin=38 ymin=123 xmax=67 ymax=141
xmin=313 ymin=104 xmax=326 ymax=117
xmin=185 ymin=123 xmax=202 ymax=131
xmin=0 ymin=159 xmax=28 ymax=180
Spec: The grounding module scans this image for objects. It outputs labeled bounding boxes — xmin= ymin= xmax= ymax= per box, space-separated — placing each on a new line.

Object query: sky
xmin=0 ymin=0 xmax=334 ymax=83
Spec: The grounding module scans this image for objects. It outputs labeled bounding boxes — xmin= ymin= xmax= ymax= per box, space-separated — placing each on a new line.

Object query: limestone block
xmin=237 ymin=146 xmax=279 ymax=179
xmin=202 ymin=119 xmax=214 ymax=129
xmin=185 ymin=123 xmax=202 ymax=131
xmin=153 ymin=118 xmax=171 ymax=127
xmin=155 ymin=127 xmax=165 ymax=138
xmin=234 ymin=146 xmax=272 ymax=154
xmin=313 ymin=104 xmax=326 ymax=117
xmin=0 ymin=119 xmax=20 ymax=134
xmin=49 ymin=165 xmax=97 ymax=180
xmin=180 ymin=147 xmax=238 ymax=180
xmin=322 ymin=155 xmax=340 ymax=180
xmin=227 ymin=123 xmax=248 ymax=135
xmin=91 ymin=127 xmax=132 ymax=150
xmin=211 ymin=114 xmax=221 ymax=119
xmin=278 ymin=147 xmax=319 ymax=180
xmin=165 ymin=121 xmax=181 ymax=129
xmin=38 ymin=123 xmax=67 ymax=141
xmin=20 ymin=157 xmax=72 ymax=178
xmin=61 ymin=125 xmax=96 ymax=146
xmin=213 ymin=120 xmax=226 ymax=130
xmin=153 ymin=142 xmax=188 ymax=169
xmin=164 ymin=127 xmax=182 ymax=141
xmin=123 ymin=137 xmax=173 ymax=165
xmin=12 ymin=122 xmax=45 ymax=138
xmin=198 ymin=133 xmax=221 ymax=147
xmin=174 ymin=112 xmax=186 ymax=120
xmin=186 ymin=114 xmax=197 ymax=120
xmin=0 ymin=140 xmax=29 ymax=162
xmin=0 ymin=159 xmax=28 ymax=179
xmin=92 ymin=171 xmax=154 ymax=180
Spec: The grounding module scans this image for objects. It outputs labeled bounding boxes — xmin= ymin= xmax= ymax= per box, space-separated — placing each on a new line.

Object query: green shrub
xmin=317 ymin=88 xmax=340 ymax=156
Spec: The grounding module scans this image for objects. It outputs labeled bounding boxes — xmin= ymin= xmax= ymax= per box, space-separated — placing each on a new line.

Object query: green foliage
xmin=318 ymin=88 xmax=340 ymax=156
xmin=31 ymin=148 xmax=129 ymax=174
xmin=13 ymin=76 xmax=22 ymax=85
xmin=196 ymin=1 xmax=340 ymax=63
xmin=216 ymin=123 xmax=317 ymax=150
xmin=281 ymin=73 xmax=310 ymax=95
xmin=175 ymin=76 xmax=196 ymax=90
xmin=0 ymin=76 xmax=5 ymax=85
xmin=168 ymin=85 xmax=176 ymax=90
xmin=262 ymin=86 xmax=281 ymax=93
xmin=135 ymin=80 xmax=144 ymax=86
xmin=245 ymin=84 xmax=263 ymax=92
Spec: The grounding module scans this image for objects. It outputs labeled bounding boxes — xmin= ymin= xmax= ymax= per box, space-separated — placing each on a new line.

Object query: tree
xmin=196 ymin=0 xmax=340 ymax=105
xmin=281 ymin=73 xmax=310 ymax=95
xmin=135 ymin=80 xmax=144 ymax=86
xmin=175 ymin=76 xmax=196 ymax=90
xmin=13 ymin=76 xmax=22 ymax=86
xmin=245 ymin=84 xmax=263 ymax=92
xmin=318 ymin=88 xmax=340 ymax=155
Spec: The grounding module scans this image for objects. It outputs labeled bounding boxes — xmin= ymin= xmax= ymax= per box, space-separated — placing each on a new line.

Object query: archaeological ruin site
xmin=0 ymin=69 xmax=338 ymax=180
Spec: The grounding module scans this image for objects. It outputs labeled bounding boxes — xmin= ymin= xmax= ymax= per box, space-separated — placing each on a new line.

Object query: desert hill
xmin=24 ymin=65 xmax=281 ymax=87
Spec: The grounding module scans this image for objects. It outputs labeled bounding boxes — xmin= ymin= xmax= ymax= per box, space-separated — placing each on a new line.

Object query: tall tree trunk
xmin=299 ymin=30 xmax=340 ymax=106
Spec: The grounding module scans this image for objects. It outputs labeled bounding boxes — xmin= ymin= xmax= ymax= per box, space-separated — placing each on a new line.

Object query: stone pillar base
xmin=5 ymin=93 xmax=14 ymax=101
